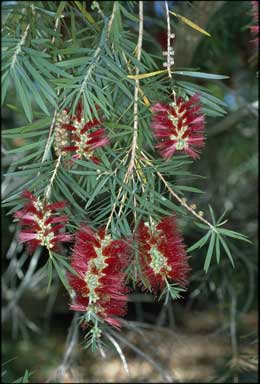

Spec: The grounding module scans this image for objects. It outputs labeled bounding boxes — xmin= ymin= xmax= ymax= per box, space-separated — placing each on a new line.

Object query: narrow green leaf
xmin=6 ymin=139 xmax=47 ymax=154
xmin=2 ymin=129 xmax=48 ymax=139
xmin=218 ymin=228 xmax=251 ymax=242
xmin=187 ymin=230 xmax=211 ymax=252
xmin=1 ymin=72 xmax=10 ymax=104
xmin=56 ymin=1 xmax=67 ymax=18
xmin=12 ymin=69 xmax=32 ymax=122
xmin=52 ymin=256 xmax=70 ymax=291
xmin=52 ymin=252 xmax=79 ymax=277
xmin=85 ymin=176 xmax=110 ymax=209
xmin=204 ymin=232 xmax=216 ymax=273
xmin=173 ymin=71 xmax=229 ymax=80
xmin=2 ymin=117 xmax=52 ymax=135
xmin=174 ymin=185 xmax=203 ymax=194
xmin=208 ymin=205 xmax=216 ymax=225
xmin=194 ymin=222 xmax=210 ymax=230
xmin=23 ymin=59 xmax=57 ymax=103
xmin=56 ymin=57 xmax=88 ymax=68
xmin=47 ymin=259 xmax=53 ymax=293
xmin=216 ymin=235 xmax=220 ymax=264
xmin=219 ymin=235 xmax=235 ymax=268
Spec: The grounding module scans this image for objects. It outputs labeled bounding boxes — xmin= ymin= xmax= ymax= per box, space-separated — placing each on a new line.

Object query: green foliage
xmin=188 ymin=207 xmax=250 ymax=272
xmin=159 ymin=280 xmax=186 ymax=304
xmin=13 ymin=369 xmax=31 ymax=383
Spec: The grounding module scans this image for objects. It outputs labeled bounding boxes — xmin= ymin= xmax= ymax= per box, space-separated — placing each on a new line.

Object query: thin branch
xmin=157 ymin=171 xmax=214 ymax=229
xmin=125 ymin=1 xmax=143 ymax=180
xmin=141 ymin=151 xmax=215 ymax=230
xmin=104 ymin=333 xmax=130 ymax=377
xmin=79 ymin=46 xmax=101 ymax=98
xmin=41 ymin=109 xmax=59 ymax=163
xmin=55 ymin=314 xmax=79 ymax=382
xmin=105 ymin=2 xmax=143 ymax=231
xmin=44 ymin=155 xmax=61 ymax=200
xmin=107 ymin=1 xmax=117 ymax=37
xmin=41 ymin=9 xmax=64 ymax=164
xmin=10 ymin=24 xmax=30 ymax=70
xmin=105 ymin=154 xmax=129 ymax=231
xmin=164 ymin=1 xmax=172 ymax=79
xmin=108 ymin=328 xmax=174 ymax=383
xmin=79 ymin=3 xmax=116 ymax=98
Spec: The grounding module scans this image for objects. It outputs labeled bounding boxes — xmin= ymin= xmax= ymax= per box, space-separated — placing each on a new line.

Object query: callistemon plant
xmin=136 ymin=216 xmax=190 ymax=294
xmin=3 ymin=0 xmax=251 ymax=362
xmin=68 ymin=225 xmax=130 ymax=328
xmin=151 ymin=94 xmax=205 ymax=159
xmin=14 ymin=190 xmax=72 ymax=254
xmin=58 ymin=101 xmax=109 ymax=163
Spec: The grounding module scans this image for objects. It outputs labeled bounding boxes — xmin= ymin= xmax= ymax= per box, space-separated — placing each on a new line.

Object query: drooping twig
xmin=55 ymin=314 xmax=79 ymax=382
xmin=105 ymin=2 xmax=144 ymax=231
xmin=108 ymin=328 xmax=174 ymax=383
xmin=104 ymin=332 xmax=130 ymax=377
xmin=164 ymin=1 xmax=172 ymax=79
xmin=157 ymin=171 xmax=215 ymax=230
xmin=141 ymin=151 xmax=215 ymax=230
xmin=125 ymin=1 xmax=143 ymax=180
xmin=107 ymin=1 xmax=117 ymax=37
xmin=44 ymin=155 xmax=61 ymax=200
xmin=10 ymin=24 xmax=30 ymax=70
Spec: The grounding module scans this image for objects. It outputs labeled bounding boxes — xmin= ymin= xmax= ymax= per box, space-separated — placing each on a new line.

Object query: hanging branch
xmin=125 ymin=0 xmax=143 ymax=179
xmin=164 ymin=1 xmax=176 ymax=102
xmin=105 ymin=1 xmax=144 ymax=231
xmin=10 ymin=24 xmax=30 ymax=70
xmin=157 ymin=171 xmax=215 ymax=230
xmin=107 ymin=1 xmax=117 ymax=38
xmin=45 ymin=155 xmax=62 ymax=200
xmin=164 ymin=1 xmax=172 ymax=79
xmin=140 ymin=151 xmax=215 ymax=230
xmin=41 ymin=5 xmax=66 ymax=164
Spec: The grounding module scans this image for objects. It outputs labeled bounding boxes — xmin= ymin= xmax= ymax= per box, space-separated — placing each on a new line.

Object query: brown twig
xmin=140 ymin=151 xmax=215 ymax=230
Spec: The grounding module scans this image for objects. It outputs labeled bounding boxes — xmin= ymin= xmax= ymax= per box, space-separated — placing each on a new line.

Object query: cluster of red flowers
xmin=67 ymin=216 xmax=189 ymax=326
xmin=14 ymin=190 xmax=72 ymax=254
xmin=136 ymin=216 xmax=190 ymax=294
xmin=56 ymin=102 xmax=109 ymax=164
xmin=250 ymin=0 xmax=259 ymax=46
xmin=15 ymin=189 xmax=190 ymax=328
xmin=68 ymin=225 xmax=130 ymax=328
xmin=55 ymin=96 xmax=205 ymax=164
xmin=151 ymin=94 xmax=206 ymax=160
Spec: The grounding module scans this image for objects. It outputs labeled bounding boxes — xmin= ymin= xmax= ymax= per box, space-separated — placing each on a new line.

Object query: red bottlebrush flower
xmin=68 ymin=225 xmax=131 ymax=328
xmin=61 ymin=102 xmax=109 ymax=163
xmin=136 ymin=216 xmax=190 ymax=294
xmin=250 ymin=1 xmax=259 ymax=46
xmin=14 ymin=190 xmax=72 ymax=254
xmin=151 ymin=94 xmax=206 ymax=160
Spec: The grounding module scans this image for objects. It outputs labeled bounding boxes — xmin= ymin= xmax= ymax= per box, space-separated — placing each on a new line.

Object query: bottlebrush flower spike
xmin=60 ymin=102 xmax=109 ymax=163
xmin=14 ymin=190 xmax=72 ymax=254
xmin=250 ymin=1 xmax=259 ymax=46
xmin=54 ymin=109 xmax=71 ymax=157
xmin=68 ymin=225 xmax=130 ymax=328
xmin=151 ymin=94 xmax=206 ymax=160
xmin=136 ymin=216 xmax=190 ymax=294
